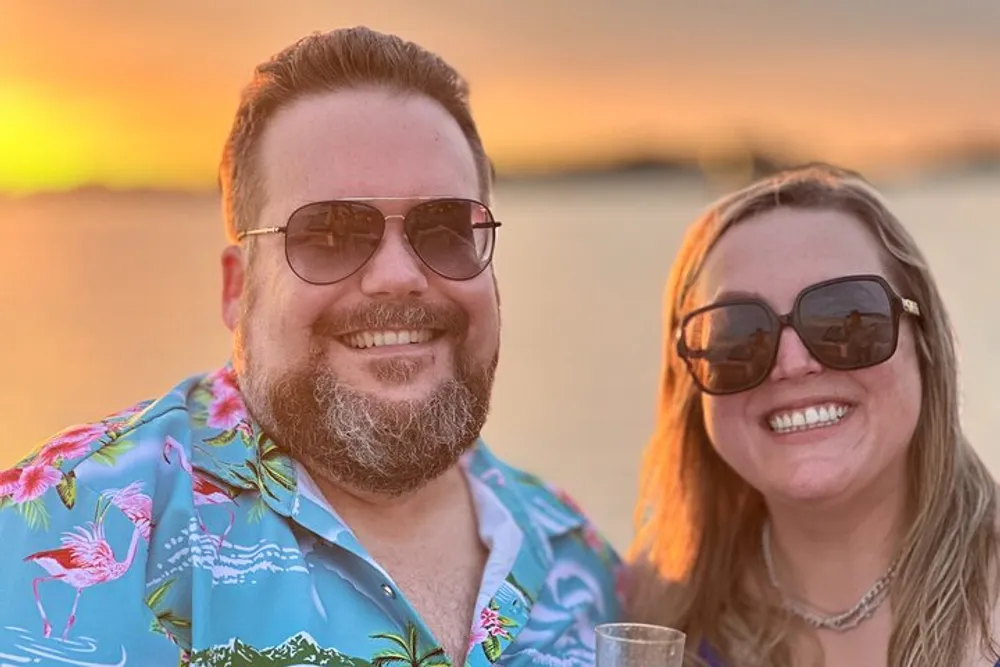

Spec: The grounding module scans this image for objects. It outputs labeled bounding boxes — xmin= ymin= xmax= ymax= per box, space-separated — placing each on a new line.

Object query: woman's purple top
xmin=699 ymin=642 xmax=1000 ymax=666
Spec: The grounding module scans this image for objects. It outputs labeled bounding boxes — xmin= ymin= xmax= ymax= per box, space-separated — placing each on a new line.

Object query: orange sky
xmin=1 ymin=0 xmax=998 ymax=194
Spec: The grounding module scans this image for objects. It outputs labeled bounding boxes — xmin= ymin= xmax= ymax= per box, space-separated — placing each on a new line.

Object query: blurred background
xmin=1 ymin=0 xmax=997 ymax=551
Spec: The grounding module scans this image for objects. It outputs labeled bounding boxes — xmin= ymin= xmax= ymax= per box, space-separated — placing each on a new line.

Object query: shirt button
xmin=381 ymin=583 xmax=396 ymax=599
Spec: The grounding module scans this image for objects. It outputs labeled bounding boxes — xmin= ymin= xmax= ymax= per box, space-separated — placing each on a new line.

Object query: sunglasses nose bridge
xmin=769 ymin=313 xmax=824 ymax=382
xmin=357 ymin=214 xmax=429 ymax=293
xmin=381 ymin=213 xmax=433 ymax=267
xmin=381 ymin=213 xmax=413 ymax=247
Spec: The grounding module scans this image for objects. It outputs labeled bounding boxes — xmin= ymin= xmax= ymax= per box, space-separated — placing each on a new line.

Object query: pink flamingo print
xmin=100 ymin=482 xmax=153 ymax=541
xmin=162 ymin=436 xmax=237 ymax=549
xmin=25 ymin=520 xmax=144 ymax=639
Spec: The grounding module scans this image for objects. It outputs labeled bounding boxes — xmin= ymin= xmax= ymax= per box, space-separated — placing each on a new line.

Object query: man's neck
xmin=310 ymin=462 xmax=488 ymax=667
xmin=764 ymin=459 xmax=910 ymax=614
xmin=313 ymin=464 xmax=475 ymax=538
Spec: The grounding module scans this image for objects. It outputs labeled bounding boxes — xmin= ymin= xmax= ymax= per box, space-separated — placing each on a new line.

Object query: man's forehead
xmin=255 ymin=89 xmax=480 ymax=213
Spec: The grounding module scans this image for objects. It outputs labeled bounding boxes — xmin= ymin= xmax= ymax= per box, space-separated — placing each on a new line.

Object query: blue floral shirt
xmin=0 ymin=364 xmax=622 ymax=666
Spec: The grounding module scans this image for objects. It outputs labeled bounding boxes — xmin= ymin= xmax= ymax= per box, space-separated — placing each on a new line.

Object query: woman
xmin=625 ymin=163 xmax=1000 ymax=666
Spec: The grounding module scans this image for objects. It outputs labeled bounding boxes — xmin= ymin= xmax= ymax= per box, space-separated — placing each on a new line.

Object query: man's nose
xmin=358 ymin=223 xmax=429 ymax=298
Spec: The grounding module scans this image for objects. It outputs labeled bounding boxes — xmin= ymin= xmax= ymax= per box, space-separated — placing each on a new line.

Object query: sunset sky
xmin=1 ymin=0 xmax=998 ymax=194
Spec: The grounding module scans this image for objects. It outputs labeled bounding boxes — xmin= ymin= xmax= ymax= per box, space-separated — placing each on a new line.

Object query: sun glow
xmin=0 ymin=81 xmax=221 ymax=195
xmin=0 ymin=83 xmax=110 ymax=193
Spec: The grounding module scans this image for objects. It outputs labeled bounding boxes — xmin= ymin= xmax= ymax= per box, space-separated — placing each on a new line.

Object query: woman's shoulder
xmin=975 ymin=499 xmax=1000 ymax=666
xmin=620 ymin=560 xmax=729 ymax=664
xmin=618 ymin=558 xmax=685 ymax=623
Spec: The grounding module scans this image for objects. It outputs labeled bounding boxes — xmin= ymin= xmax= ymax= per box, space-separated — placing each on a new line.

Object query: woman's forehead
xmin=694 ymin=208 xmax=889 ymax=309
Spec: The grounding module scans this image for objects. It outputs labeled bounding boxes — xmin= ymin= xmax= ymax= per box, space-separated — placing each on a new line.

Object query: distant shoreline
xmin=2 ymin=148 xmax=998 ymax=200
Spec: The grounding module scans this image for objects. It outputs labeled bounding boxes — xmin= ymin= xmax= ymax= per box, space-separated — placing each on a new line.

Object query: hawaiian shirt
xmin=0 ymin=363 xmax=623 ymax=666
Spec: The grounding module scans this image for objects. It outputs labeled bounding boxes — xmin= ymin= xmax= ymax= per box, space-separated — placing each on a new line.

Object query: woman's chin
xmin=758 ymin=464 xmax=857 ymax=506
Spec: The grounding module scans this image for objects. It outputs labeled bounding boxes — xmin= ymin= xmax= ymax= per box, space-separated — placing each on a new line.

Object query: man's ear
xmin=221 ymin=245 xmax=246 ymax=332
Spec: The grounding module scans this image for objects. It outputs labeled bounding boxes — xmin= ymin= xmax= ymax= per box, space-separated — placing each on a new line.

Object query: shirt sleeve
xmin=0 ymin=464 xmax=181 ymax=664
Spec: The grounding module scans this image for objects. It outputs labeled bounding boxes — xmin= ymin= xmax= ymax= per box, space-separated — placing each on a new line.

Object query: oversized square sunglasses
xmin=676 ymin=274 xmax=921 ymax=395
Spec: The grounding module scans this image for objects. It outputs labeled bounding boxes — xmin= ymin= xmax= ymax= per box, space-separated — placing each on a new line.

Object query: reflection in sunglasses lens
xmin=798 ymin=279 xmax=895 ymax=370
xmin=683 ymin=302 xmax=776 ymax=393
xmin=283 ymin=199 xmax=495 ymax=283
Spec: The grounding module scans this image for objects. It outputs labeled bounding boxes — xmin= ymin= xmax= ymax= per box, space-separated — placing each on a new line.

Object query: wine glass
xmin=594 ymin=622 xmax=686 ymax=667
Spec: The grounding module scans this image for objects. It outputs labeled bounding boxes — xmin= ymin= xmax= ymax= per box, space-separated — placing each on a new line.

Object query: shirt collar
xmin=184 ymin=363 xmax=298 ymax=517
xmin=185 ymin=362 xmax=588 ymax=557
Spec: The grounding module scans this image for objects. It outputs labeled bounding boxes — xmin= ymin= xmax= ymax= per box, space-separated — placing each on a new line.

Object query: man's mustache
xmin=311 ymin=300 xmax=468 ymax=338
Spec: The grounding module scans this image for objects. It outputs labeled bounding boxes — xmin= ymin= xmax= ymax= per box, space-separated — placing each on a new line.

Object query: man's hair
xmin=219 ymin=26 xmax=495 ymax=242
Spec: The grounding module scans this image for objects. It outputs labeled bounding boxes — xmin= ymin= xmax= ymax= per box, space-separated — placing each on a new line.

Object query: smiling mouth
xmin=340 ymin=328 xmax=441 ymax=350
xmin=766 ymin=403 xmax=854 ymax=434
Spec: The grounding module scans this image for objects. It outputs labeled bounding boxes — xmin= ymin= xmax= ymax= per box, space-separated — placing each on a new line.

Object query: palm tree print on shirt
xmin=370 ymin=623 xmax=448 ymax=666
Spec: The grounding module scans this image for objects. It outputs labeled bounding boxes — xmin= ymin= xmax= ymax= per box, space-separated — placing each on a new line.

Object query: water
xmin=2 ymin=172 xmax=998 ymax=550
xmin=0 ymin=624 xmax=128 ymax=665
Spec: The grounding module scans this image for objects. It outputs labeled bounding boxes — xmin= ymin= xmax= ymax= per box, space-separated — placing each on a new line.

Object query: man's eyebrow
xmin=708 ymin=289 xmax=765 ymax=302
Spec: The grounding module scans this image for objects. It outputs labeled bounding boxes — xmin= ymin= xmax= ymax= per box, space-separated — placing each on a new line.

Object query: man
xmin=0 ymin=27 xmax=621 ymax=666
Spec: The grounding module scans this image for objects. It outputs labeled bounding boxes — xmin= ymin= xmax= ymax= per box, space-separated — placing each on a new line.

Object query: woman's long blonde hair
xmin=628 ymin=163 xmax=999 ymax=666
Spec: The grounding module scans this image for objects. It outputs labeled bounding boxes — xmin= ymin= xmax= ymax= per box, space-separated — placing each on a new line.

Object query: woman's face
xmin=693 ymin=207 xmax=922 ymax=507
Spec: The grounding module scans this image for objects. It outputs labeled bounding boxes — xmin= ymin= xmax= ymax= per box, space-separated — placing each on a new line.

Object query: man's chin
xmin=337 ymin=362 xmax=455 ymax=398
xmin=303 ymin=441 xmax=475 ymax=500
xmin=347 ymin=381 xmax=450 ymax=406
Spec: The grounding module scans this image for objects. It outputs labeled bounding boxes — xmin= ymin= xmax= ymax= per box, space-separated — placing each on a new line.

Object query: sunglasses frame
xmin=236 ymin=195 xmax=502 ymax=285
xmin=675 ymin=274 xmax=921 ymax=396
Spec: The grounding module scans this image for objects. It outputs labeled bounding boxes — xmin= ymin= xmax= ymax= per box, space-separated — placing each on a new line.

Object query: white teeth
xmin=343 ymin=329 xmax=433 ymax=349
xmin=768 ymin=403 xmax=851 ymax=434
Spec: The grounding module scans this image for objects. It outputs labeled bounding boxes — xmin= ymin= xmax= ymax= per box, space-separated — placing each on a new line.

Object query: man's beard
xmin=233 ymin=287 xmax=497 ymax=497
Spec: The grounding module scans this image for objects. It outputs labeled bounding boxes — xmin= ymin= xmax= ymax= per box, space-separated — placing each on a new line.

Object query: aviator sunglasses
xmin=675 ymin=274 xmax=921 ymax=395
xmin=237 ymin=196 xmax=502 ymax=284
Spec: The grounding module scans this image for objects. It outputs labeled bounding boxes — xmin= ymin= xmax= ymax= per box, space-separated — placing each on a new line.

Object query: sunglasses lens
xmin=681 ymin=303 xmax=778 ymax=394
xmin=797 ymin=278 xmax=897 ymax=369
xmin=285 ymin=202 xmax=384 ymax=284
xmin=406 ymin=199 xmax=495 ymax=279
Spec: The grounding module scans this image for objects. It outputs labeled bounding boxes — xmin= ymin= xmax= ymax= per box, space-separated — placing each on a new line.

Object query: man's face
xmin=221 ymin=88 xmax=500 ymax=497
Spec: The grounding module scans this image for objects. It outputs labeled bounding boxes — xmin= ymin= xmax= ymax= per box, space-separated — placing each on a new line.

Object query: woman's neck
xmin=763 ymin=461 xmax=910 ymax=615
